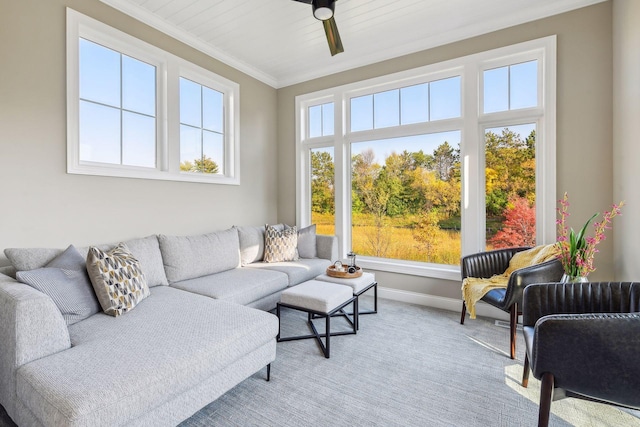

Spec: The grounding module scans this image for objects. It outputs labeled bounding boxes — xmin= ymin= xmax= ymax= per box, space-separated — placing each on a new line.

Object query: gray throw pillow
xmin=297 ymin=224 xmax=318 ymax=259
xmin=16 ymin=245 xmax=100 ymax=326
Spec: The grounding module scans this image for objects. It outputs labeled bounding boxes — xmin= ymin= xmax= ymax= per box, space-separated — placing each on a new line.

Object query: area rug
xmin=180 ymin=297 xmax=640 ymax=427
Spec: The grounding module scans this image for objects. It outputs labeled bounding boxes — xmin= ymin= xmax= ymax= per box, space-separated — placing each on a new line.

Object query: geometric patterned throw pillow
xmin=86 ymin=242 xmax=150 ymax=317
xmin=264 ymin=224 xmax=299 ymax=263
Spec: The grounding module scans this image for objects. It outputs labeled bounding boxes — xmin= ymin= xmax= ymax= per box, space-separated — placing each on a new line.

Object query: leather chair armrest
xmin=461 ymin=246 xmax=529 ymax=280
xmin=530 ymin=313 xmax=640 ymax=408
xmin=523 ymin=282 xmax=640 ymax=326
xmin=502 ymin=259 xmax=564 ymax=310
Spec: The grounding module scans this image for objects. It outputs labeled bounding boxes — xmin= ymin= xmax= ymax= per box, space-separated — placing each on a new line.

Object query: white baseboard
xmin=377 ymin=286 xmax=510 ymax=322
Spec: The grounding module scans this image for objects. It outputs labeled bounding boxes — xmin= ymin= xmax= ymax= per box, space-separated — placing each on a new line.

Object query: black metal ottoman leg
xmin=325 ymin=314 xmax=330 ymax=358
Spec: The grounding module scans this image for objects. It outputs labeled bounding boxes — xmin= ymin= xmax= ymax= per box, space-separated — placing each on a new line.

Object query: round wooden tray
xmin=326 ymin=265 xmax=363 ymax=279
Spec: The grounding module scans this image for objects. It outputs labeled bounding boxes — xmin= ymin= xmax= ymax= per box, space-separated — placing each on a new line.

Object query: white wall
xmin=613 ymin=0 xmax=640 ymax=280
xmin=0 ymin=0 xmax=279 ymax=262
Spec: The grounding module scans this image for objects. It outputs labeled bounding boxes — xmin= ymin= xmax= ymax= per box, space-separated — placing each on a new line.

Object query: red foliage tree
xmin=489 ymin=197 xmax=536 ymax=248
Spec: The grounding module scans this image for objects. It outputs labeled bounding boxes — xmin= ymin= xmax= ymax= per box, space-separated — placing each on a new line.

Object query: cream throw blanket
xmin=461 ymin=244 xmax=559 ymax=319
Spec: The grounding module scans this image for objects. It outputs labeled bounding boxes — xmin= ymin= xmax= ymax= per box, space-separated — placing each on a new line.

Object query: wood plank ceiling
xmin=100 ymin=0 xmax=605 ymax=88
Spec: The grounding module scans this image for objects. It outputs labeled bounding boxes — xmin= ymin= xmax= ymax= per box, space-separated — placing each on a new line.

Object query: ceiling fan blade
xmin=322 ymin=16 xmax=344 ymax=56
xmin=291 ymin=0 xmax=313 ymax=3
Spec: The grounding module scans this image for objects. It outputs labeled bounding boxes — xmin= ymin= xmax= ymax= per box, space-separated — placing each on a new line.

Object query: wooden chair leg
xmin=522 ymin=353 xmax=530 ymax=388
xmin=510 ymin=304 xmax=517 ymax=359
xmin=538 ymin=372 xmax=554 ymax=427
xmin=460 ymin=301 xmax=466 ymax=325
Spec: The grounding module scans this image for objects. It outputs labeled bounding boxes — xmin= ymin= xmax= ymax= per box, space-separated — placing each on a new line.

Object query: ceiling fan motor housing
xmin=313 ymin=0 xmax=335 ymax=21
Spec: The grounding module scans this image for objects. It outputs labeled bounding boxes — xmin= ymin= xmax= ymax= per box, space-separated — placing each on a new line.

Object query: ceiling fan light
xmin=312 ymin=0 xmax=334 ymax=21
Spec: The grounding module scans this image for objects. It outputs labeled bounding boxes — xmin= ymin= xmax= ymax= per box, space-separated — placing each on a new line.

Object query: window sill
xmin=67 ymin=164 xmax=240 ymax=185
xmin=356 ymin=257 xmax=460 ymax=281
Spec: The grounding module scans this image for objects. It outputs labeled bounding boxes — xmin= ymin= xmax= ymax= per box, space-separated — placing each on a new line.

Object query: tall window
xmin=297 ymin=37 xmax=556 ymax=279
xmin=67 ymin=8 xmax=240 ymax=185
xmin=179 ymin=78 xmax=225 ymax=175
xmin=79 ymin=39 xmax=157 ymax=168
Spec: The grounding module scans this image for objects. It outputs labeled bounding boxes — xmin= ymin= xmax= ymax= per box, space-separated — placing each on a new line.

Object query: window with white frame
xmin=67 ymin=8 xmax=240 ymax=184
xmin=296 ymin=37 xmax=556 ymax=279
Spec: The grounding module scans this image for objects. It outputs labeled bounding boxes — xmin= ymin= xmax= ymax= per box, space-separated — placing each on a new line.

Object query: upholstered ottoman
xmin=277 ymin=280 xmax=356 ymax=358
xmin=315 ymin=272 xmax=378 ymax=330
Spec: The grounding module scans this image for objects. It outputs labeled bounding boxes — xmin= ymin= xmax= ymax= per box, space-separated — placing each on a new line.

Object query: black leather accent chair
xmin=460 ymin=247 xmax=564 ymax=359
xmin=521 ymin=282 xmax=640 ymax=427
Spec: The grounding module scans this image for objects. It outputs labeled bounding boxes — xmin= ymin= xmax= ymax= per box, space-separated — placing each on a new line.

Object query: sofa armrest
xmin=0 ymin=273 xmax=70 ymax=419
xmin=523 ymin=282 xmax=640 ymax=326
xmin=316 ymin=235 xmax=338 ymax=262
xmin=530 ymin=313 xmax=640 ymax=408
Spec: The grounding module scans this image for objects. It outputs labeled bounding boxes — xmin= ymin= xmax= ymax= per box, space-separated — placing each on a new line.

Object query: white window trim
xmin=66 ymin=8 xmax=240 ymax=185
xmin=296 ymin=36 xmax=556 ymax=280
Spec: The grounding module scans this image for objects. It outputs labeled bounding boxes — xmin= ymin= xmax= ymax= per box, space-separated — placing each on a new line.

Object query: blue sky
xmin=80 ymin=36 xmax=537 ymax=173
xmin=79 ymin=38 xmax=225 ymax=173
xmin=311 ymin=60 xmax=537 ymax=165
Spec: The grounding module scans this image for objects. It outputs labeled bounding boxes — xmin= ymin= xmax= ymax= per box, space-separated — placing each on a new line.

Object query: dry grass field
xmin=312 ymin=212 xmax=461 ymax=265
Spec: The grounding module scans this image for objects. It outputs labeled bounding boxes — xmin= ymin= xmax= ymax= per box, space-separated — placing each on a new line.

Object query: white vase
xmin=560 ymin=273 xmax=588 ymax=283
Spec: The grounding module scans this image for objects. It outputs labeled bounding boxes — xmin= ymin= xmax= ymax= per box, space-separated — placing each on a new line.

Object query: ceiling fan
xmin=292 ymin=0 xmax=344 ymax=56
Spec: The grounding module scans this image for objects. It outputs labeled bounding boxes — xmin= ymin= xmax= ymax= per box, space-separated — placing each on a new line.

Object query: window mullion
xmin=119 ymin=53 xmax=124 ymax=166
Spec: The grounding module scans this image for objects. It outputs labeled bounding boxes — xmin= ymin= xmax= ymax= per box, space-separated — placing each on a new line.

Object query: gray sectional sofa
xmin=0 ymin=225 xmax=337 ymax=427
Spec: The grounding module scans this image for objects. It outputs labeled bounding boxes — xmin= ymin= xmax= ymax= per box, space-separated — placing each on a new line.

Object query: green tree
xmin=180 ymin=155 xmax=219 ymax=174
xmin=311 ymin=151 xmax=335 ymax=213
xmin=431 ymin=141 xmax=459 ymax=181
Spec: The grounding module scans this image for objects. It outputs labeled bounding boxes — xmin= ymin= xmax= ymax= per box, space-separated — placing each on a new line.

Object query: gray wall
xmin=277 ymin=2 xmax=615 ymax=299
xmin=0 ymin=0 xmax=278 ymax=259
xmin=613 ymin=0 xmax=640 ymax=281
xmin=2 ymin=0 xmax=631 ymax=299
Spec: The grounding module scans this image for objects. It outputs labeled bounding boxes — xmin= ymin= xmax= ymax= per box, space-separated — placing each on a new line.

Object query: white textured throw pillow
xmin=264 ymin=224 xmax=299 ymax=263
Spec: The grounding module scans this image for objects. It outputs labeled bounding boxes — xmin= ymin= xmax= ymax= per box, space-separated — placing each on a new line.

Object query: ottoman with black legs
xmin=276 ymin=280 xmax=356 ymax=358
xmin=315 ymin=272 xmax=377 ymax=330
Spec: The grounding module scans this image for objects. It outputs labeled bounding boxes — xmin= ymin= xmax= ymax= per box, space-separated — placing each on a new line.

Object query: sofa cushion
xmin=297 ymin=224 xmax=317 ymax=259
xmin=117 ymin=236 xmax=169 ymax=287
xmin=171 ymin=268 xmax=288 ymax=306
xmin=16 ymin=287 xmax=278 ymax=427
xmin=159 ymin=229 xmax=240 ymax=283
xmin=86 ymin=243 xmax=150 ymax=317
xmin=264 ymin=225 xmax=298 ymax=263
xmin=5 ymin=247 xmax=62 ymax=271
xmin=245 ymin=258 xmax=332 ymax=286
xmin=5 ymin=236 xmax=169 ymax=287
xmin=235 ymin=224 xmax=284 ymax=266
xmin=16 ymin=245 xmax=100 ymax=326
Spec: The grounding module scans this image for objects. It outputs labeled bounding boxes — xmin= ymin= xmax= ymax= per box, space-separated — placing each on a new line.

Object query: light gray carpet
xmin=180 ymin=297 xmax=640 ymax=427
xmin=1 ymin=297 xmax=639 ymax=426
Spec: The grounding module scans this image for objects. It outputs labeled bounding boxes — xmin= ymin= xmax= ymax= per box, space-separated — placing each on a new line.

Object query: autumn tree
xmin=485 ymin=129 xmax=536 ymax=216
xmin=488 ymin=197 xmax=536 ymax=248
xmin=414 ymin=209 xmax=446 ymax=261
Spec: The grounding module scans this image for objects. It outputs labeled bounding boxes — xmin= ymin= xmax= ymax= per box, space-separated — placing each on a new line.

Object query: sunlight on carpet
xmin=505 ymin=364 xmax=640 ymax=427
